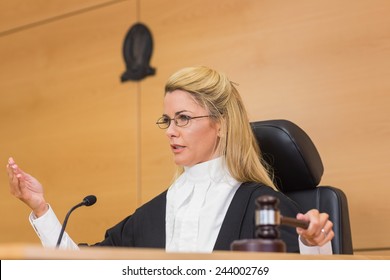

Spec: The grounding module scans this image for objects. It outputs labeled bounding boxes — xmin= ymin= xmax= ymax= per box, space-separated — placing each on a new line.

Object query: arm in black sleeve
xmin=89 ymin=191 xmax=167 ymax=249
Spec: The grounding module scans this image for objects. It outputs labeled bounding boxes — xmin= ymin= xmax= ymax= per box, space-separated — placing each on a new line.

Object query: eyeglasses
xmin=156 ymin=114 xmax=211 ymax=129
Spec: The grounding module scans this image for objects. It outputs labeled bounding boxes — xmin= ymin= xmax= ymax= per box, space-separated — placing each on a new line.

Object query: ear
xmin=216 ymin=118 xmax=226 ymax=138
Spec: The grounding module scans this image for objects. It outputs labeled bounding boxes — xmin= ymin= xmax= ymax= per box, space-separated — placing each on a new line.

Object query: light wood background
xmin=0 ymin=0 xmax=389 ymax=255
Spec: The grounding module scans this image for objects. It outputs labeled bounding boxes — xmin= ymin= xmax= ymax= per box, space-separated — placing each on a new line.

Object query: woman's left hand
xmin=296 ymin=209 xmax=334 ymax=247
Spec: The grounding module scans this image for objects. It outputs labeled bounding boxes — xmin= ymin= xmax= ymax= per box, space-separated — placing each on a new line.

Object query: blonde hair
xmin=165 ymin=66 xmax=276 ymax=189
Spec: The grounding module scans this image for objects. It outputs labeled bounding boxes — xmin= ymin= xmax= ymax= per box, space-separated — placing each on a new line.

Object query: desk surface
xmin=1 ymin=243 xmax=389 ymax=260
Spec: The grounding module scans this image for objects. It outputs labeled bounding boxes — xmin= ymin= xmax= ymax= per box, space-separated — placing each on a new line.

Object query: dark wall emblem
xmin=121 ymin=23 xmax=156 ymax=82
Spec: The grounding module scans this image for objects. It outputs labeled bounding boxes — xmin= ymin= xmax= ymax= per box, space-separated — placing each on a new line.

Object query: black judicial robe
xmin=93 ymin=182 xmax=302 ymax=252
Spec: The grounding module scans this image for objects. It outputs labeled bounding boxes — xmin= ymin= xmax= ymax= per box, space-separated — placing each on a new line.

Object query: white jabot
xmin=165 ymin=157 xmax=241 ymax=253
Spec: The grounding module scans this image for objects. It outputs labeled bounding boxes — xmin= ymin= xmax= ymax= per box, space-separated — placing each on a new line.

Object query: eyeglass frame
xmin=156 ymin=113 xmax=212 ymax=129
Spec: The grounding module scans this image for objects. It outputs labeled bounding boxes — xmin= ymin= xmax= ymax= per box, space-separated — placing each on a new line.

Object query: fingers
xmin=8 ymin=157 xmax=21 ymax=178
xmin=320 ymin=220 xmax=334 ymax=246
xmin=7 ymin=157 xmax=24 ymax=197
xmin=296 ymin=209 xmax=334 ymax=247
xmin=7 ymin=157 xmax=33 ymax=198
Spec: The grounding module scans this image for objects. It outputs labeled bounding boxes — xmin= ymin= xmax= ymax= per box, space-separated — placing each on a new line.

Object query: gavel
xmin=230 ymin=195 xmax=309 ymax=252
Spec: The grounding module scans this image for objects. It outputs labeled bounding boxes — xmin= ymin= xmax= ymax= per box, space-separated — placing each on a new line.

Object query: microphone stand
xmin=56 ymin=202 xmax=85 ymax=248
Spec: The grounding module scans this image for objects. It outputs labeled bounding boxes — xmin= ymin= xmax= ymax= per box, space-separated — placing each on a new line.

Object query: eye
xmin=160 ymin=115 xmax=170 ymax=123
xmin=177 ymin=114 xmax=191 ymax=122
xmin=156 ymin=115 xmax=170 ymax=125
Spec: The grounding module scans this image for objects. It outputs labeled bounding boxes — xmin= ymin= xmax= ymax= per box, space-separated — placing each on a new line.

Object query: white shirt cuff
xmin=29 ymin=204 xmax=79 ymax=250
xmin=298 ymin=236 xmax=333 ymax=255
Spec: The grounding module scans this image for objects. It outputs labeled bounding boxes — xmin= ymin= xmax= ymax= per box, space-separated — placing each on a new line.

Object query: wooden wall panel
xmin=0 ymin=0 xmax=138 ymax=245
xmin=0 ymin=0 xmax=120 ymax=33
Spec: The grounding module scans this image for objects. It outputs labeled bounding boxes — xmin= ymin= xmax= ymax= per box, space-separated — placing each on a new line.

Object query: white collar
xmin=179 ymin=157 xmax=237 ymax=185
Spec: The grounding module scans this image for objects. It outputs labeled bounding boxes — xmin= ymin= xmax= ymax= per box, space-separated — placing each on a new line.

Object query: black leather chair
xmin=251 ymin=119 xmax=353 ymax=254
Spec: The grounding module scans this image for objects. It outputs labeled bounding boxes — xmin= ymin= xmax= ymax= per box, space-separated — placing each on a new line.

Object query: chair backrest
xmin=251 ymin=119 xmax=353 ymax=254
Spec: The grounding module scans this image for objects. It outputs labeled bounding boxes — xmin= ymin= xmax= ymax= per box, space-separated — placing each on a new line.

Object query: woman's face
xmin=163 ymin=90 xmax=221 ymax=167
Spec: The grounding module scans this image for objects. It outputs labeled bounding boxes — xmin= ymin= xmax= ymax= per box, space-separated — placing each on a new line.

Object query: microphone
xmin=56 ymin=195 xmax=97 ymax=248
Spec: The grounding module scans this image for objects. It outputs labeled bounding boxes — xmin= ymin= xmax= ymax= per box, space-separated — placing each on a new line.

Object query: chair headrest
xmin=251 ymin=119 xmax=324 ymax=192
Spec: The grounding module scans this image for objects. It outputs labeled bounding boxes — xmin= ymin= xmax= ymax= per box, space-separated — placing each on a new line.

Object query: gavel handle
xmin=280 ymin=216 xmax=309 ymax=229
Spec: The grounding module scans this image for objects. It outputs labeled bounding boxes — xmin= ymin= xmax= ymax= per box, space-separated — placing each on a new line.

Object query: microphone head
xmin=83 ymin=195 xmax=97 ymax=206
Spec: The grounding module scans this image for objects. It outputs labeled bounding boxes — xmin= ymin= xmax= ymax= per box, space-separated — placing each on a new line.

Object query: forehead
xmin=164 ymin=90 xmax=205 ymax=113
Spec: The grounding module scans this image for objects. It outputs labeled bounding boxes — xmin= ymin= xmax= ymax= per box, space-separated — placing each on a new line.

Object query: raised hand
xmin=7 ymin=157 xmax=48 ymax=217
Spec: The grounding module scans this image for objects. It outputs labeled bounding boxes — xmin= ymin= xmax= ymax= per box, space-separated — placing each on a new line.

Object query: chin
xmin=174 ymin=157 xmax=194 ymax=167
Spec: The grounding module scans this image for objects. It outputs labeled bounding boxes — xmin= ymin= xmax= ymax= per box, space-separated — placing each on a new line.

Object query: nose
xmin=165 ymin=120 xmax=179 ymax=138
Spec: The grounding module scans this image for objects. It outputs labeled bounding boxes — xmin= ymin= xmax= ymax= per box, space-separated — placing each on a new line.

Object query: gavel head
xmin=230 ymin=195 xmax=286 ymax=252
xmin=255 ymin=195 xmax=281 ymax=239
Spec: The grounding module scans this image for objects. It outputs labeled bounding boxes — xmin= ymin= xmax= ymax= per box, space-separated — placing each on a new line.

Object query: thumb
xmin=296 ymin=213 xmax=308 ymax=235
xmin=296 ymin=213 xmax=307 ymax=221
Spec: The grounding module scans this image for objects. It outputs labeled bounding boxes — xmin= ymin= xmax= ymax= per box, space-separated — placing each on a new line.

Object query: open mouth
xmin=171 ymin=144 xmax=185 ymax=150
